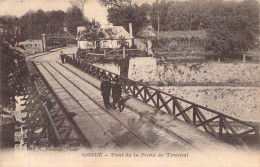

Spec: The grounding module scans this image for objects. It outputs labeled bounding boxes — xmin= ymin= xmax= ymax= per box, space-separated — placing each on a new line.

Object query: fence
xmin=64 ymin=55 xmax=259 ymax=147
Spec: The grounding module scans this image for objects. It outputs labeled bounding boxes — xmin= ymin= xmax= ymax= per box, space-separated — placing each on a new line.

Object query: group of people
xmin=60 ymin=51 xmax=76 ymax=64
xmin=100 ymin=76 xmax=124 ymax=112
xmin=60 ymin=50 xmax=124 ymax=111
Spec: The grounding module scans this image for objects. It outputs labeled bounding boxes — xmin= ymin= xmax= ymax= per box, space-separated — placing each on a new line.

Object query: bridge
xmin=20 ymin=47 xmax=259 ymax=153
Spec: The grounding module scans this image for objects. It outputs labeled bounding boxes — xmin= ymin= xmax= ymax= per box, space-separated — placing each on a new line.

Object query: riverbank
xmin=127 ymin=57 xmax=260 ymax=86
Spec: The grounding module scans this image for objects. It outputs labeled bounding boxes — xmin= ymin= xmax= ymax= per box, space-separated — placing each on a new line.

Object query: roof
xmin=100 ymin=26 xmax=133 ymax=40
xmin=77 ymin=25 xmax=133 ymax=41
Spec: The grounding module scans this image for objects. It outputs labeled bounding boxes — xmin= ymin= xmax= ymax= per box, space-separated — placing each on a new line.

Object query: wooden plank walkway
xmin=34 ymin=59 xmax=236 ymax=153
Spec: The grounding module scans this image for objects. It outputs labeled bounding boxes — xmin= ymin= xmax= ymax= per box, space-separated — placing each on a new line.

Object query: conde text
xmin=82 ymin=152 xmax=189 ymax=158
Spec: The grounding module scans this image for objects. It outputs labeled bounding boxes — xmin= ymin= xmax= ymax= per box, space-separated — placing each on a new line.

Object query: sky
xmin=0 ymin=0 xmax=159 ymax=24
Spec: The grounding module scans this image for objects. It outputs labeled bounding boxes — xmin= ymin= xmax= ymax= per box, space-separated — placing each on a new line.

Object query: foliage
xmin=103 ymin=0 xmax=260 ymax=35
xmin=76 ymin=20 xmax=105 ymax=42
xmin=106 ymin=3 xmax=150 ymax=36
xmin=64 ymin=6 xmax=89 ymax=37
xmin=46 ymin=10 xmax=66 ymax=34
xmin=1 ymin=6 xmax=88 ymax=41
xmin=0 ymin=0 xmax=259 ymax=59
xmin=100 ymin=0 xmax=132 ymax=8
xmin=70 ymin=0 xmax=89 ymax=13
xmin=102 ymin=0 xmax=259 ymax=58
xmin=0 ymin=40 xmax=27 ymax=108
xmin=0 ymin=15 xmax=18 ymax=41
xmin=205 ymin=0 xmax=260 ymax=59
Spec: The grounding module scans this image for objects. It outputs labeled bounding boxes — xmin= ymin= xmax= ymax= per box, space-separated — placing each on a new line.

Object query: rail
xmin=64 ymin=55 xmax=259 ymax=147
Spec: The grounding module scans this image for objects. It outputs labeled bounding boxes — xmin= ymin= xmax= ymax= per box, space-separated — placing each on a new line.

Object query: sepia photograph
xmin=0 ymin=0 xmax=259 ymax=166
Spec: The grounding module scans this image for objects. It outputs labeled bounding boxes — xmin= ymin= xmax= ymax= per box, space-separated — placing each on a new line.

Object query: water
xmin=94 ymin=57 xmax=260 ymax=122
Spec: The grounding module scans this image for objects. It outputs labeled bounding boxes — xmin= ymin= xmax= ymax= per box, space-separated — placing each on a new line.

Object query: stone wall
xmin=18 ymin=39 xmax=43 ymax=54
xmin=128 ymin=58 xmax=260 ymax=85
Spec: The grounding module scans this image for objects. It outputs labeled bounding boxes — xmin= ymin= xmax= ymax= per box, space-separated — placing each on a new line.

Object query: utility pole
xmin=157 ymin=0 xmax=160 ymax=45
xmin=157 ymin=11 xmax=160 ymax=42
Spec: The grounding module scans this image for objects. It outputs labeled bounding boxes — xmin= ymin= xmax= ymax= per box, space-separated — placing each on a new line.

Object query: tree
xmin=77 ymin=20 xmax=104 ymax=44
xmin=103 ymin=27 xmax=117 ymax=48
xmin=0 ymin=15 xmax=19 ymax=41
xmin=32 ymin=10 xmax=48 ymax=34
xmin=100 ymin=0 xmax=132 ymax=8
xmin=205 ymin=0 xmax=260 ymax=61
xmin=18 ymin=10 xmax=34 ymax=40
xmin=106 ymin=4 xmax=149 ymax=36
xmin=64 ymin=6 xmax=88 ymax=37
xmin=46 ymin=10 xmax=66 ymax=33
xmin=0 ymin=40 xmax=27 ymax=107
xmin=70 ymin=0 xmax=89 ymax=13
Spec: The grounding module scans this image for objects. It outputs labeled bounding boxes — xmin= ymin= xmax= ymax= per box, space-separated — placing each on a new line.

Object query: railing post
xmin=172 ymin=100 xmax=175 ymax=116
xmin=193 ymin=106 xmax=196 ymax=125
xmin=219 ymin=116 xmax=223 ymax=138
xmin=156 ymin=91 xmax=160 ymax=109
xmin=144 ymin=87 xmax=147 ymax=102
xmin=255 ymin=125 xmax=259 ymax=147
xmin=133 ymin=82 xmax=136 ymax=96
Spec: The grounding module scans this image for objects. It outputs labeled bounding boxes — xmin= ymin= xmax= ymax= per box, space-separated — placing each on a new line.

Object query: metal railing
xmin=21 ymin=63 xmax=62 ymax=148
xmin=64 ymin=55 xmax=259 ymax=147
xmin=21 ymin=61 xmax=89 ymax=149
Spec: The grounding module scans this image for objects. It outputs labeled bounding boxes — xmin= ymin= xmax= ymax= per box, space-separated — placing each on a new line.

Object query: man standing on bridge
xmin=100 ymin=76 xmax=112 ymax=109
xmin=112 ymin=78 xmax=122 ymax=110
xmin=60 ymin=51 xmax=65 ymax=63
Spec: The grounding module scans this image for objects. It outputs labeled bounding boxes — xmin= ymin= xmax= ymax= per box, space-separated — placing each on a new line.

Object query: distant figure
xmin=60 ymin=51 xmax=64 ymax=63
xmin=73 ymin=53 xmax=75 ymax=60
xmin=100 ymin=76 xmax=112 ymax=109
xmin=64 ymin=54 xmax=68 ymax=63
xmin=112 ymin=79 xmax=122 ymax=110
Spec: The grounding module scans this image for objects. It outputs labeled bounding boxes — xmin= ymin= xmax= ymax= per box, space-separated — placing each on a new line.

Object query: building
xmin=77 ymin=23 xmax=133 ymax=50
xmin=18 ymin=39 xmax=44 ymax=54
xmin=18 ymin=33 xmax=75 ymax=54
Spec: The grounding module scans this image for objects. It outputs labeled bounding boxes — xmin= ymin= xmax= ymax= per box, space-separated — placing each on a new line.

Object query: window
xmin=103 ymin=41 xmax=108 ymax=48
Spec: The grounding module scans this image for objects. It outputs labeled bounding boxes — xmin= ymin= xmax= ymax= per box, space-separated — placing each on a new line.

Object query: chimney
xmin=129 ymin=23 xmax=133 ymax=37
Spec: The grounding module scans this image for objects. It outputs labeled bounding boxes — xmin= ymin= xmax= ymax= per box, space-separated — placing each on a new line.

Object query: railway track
xmin=39 ymin=62 xmax=150 ymax=150
xmin=33 ymin=61 xmax=209 ymax=152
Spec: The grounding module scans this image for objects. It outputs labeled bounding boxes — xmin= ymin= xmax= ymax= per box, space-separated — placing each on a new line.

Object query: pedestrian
xmin=60 ymin=51 xmax=64 ymax=63
xmin=64 ymin=53 xmax=68 ymax=63
xmin=112 ymin=78 xmax=122 ymax=110
xmin=100 ymin=76 xmax=112 ymax=109
xmin=73 ymin=53 xmax=75 ymax=60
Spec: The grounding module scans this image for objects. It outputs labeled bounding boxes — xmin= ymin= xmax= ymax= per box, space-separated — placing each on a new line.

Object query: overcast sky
xmin=0 ymin=0 xmax=159 ymax=24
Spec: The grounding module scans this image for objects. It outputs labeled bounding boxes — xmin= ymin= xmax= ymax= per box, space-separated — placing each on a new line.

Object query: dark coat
xmin=112 ymin=83 xmax=122 ymax=98
xmin=100 ymin=81 xmax=111 ymax=96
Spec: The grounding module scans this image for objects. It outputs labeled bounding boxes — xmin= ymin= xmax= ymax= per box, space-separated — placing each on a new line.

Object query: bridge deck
xmin=33 ymin=59 xmax=234 ymax=152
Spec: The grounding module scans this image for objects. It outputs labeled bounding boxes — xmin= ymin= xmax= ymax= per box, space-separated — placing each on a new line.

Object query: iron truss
xmin=19 ymin=61 xmax=91 ymax=150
